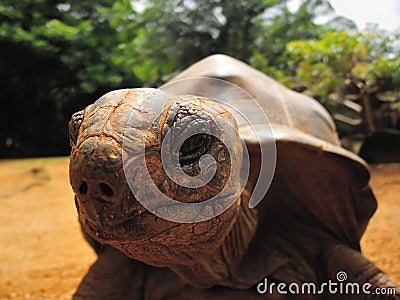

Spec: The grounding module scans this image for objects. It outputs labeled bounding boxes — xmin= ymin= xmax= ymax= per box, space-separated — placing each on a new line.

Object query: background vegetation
xmin=1 ymin=0 xmax=399 ymax=158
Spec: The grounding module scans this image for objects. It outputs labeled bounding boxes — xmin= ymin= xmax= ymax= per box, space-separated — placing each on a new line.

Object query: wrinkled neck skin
xmin=108 ymin=191 xmax=258 ymax=288
xmin=170 ymin=191 xmax=258 ymax=288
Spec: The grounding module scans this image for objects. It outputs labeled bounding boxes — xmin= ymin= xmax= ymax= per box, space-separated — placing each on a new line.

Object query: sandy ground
xmin=0 ymin=157 xmax=399 ymax=299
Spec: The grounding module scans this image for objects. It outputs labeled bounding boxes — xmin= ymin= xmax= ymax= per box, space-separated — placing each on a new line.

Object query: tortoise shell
xmin=69 ymin=55 xmax=395 ymax=299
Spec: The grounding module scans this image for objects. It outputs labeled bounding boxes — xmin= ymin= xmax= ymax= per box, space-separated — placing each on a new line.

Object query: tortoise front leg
xmin=320 ymin=244 xmax=399 ymax=299
xmin=73 ymin=247 xmax=146 ymax=300
xmin=166 ymin=284 xmax=315 ymax=300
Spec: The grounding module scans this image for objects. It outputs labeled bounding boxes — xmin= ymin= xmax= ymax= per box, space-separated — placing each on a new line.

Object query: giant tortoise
xmin=69 ymin=54 xmax=399 ymax=299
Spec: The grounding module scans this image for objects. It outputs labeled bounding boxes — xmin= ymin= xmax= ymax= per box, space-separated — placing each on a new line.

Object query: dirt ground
xmin=0 ymin=157 xmax=399 ymax=299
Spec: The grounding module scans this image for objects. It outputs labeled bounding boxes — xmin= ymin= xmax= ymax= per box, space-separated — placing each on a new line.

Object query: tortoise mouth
xmin=81 ymin=208 xmax=181 ymax=243
xmin=80 ymin=191 xmax=240 ymax=239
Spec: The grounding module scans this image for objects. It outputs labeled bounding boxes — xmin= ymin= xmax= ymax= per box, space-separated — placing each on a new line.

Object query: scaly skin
xmin=69 ymin=55 xmax=399 ymax=299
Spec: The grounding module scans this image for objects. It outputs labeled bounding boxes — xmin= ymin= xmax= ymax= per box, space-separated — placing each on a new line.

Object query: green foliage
xmin=286 ymin=31 xmax=364 ymax=96
xmin=249 ymin=0 xmax=357 ymax=79
xmin=126 ymin=0 xmax=283 ymax=82
xmin=285 ymin=29 xmax=400 ymax=136
xmin=0 ymin=0 xmax=140 ymax=157
xmin=285 ymin=30 xmax=400 ymax=95
xmin=127 ymin=0 xmax=352 ymax=83
xmin=1 ymin=0 xmax=399 ymax=157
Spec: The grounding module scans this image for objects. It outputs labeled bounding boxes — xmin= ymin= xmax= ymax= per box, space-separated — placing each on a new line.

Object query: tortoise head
xmin=69 ymin=88 xmax=245 ymax=266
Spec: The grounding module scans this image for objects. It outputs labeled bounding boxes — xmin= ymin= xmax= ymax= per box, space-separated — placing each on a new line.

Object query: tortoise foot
xmin=365 ymin=272 xmax=400 ymax=299
xmin=321 ymin=245 xmax=399 ymax=299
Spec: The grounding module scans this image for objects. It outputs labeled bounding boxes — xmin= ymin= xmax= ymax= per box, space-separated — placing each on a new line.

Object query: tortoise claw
xmin=367 ymin=272 xmax=400 ymax=299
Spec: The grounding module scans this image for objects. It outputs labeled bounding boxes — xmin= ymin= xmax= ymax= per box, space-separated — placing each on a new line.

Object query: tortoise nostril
xmin=79 ymin=181 xmax=88 ymax=195
xmin=100 ymin=183 xmax=114 ymax=197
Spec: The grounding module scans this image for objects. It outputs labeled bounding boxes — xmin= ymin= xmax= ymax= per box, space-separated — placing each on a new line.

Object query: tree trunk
xmin=361 ymin=91 xmax=376 ymax=134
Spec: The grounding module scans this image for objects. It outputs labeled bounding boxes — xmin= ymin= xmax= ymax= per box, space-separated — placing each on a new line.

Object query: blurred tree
xmin=250 ymin=0 xmax=358 ymax=83
xmin=1 ymin=0 xmax=398 ymax=157
xmin=0 ymin=0 xmax=141 ymax=157
xmin=127 ymin=0 xmax=283 ymax=83
xmin=130 ymin=0 xmax=349 ymax=84
xmin=285 ymin=29 xmax=400 ymax=139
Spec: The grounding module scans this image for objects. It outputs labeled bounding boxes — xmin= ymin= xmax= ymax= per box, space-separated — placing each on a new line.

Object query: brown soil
xmin=0 ymin=158 xmax=399 ymax=299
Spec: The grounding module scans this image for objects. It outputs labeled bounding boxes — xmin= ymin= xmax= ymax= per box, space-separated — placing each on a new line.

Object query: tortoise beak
xmin=69 ymin=136 xmax=129 ymax=224
xmin=69 ymin=136 xmax=178 ymax=242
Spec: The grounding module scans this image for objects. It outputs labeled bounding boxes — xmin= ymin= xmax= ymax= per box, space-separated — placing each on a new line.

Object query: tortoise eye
xmin=179 ymin=134 xmax=210 ymax=164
